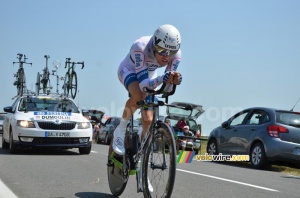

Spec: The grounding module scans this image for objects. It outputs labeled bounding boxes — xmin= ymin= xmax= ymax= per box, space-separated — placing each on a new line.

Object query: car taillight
xmin=196 ymin=130 xmax=201 ymax=138
xmin=268 ymin=125 xmax=288 ymax=138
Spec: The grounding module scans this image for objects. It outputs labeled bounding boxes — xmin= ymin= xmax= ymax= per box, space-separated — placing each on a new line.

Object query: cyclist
xmin=113 ymin=24 xmax=183 ymax=155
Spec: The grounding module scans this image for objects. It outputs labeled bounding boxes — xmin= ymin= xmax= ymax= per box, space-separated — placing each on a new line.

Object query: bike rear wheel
xmin=36 ymin=72 xmax=41 ymax=95
xmin=107 ymin=141 xmax=128 ymax=196
xmin=63 ymin=73 xmax=69 ymax=97
xmin=142 ymin=122 xmax=176 ymax=198
xmin=70 ymin=71 xmax=77 ymax=99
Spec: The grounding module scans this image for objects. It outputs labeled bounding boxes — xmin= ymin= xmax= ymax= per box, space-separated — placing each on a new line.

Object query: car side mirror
xmin=221 ymin=121 xmax=230 ymax=129
xmin=4 ymin=106 xmax=13 ymax=113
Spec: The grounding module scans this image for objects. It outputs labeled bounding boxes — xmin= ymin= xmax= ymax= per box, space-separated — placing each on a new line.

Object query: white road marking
xmin=0 ymin=179 xmax=18 ymax=198
xmin=91 ymin=150 xmax=98 ymax=153
xmin=176 ymin=168 xmax=279 ymax=192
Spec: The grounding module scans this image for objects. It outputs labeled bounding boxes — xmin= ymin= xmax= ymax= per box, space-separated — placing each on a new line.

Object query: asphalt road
xmin=0 ymin=135 xmax=300 ymax=198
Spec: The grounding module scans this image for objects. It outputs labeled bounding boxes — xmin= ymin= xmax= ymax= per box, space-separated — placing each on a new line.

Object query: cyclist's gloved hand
xmin=163 ymin=71 xmax=173 ymax=84
xmin=173 ymin=73 xmax=182 ymax=85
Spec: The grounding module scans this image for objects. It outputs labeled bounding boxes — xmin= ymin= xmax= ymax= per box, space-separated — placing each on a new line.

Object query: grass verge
xmin=197 ymin=140 xmax=300 ymax=176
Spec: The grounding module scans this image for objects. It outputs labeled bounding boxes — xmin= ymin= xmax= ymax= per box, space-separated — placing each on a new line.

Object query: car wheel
xmin=250 ymin=142 xmax=270 ymax=169
xmin=207 ymin=139 xmax=218 ymax=155
xmin=9 ymin=132 xmax=17 ymax=154
xmin=2 ymin=135 xmax=9 ymax=149
xmin=105 ymin=133 xmax=110 ymax=145
xmin=96 ymin=134 xmax=101 ymax=144
xmin=79 ymin=145 xmax=91 ymax=155
xmin=193 ymin=149 xmax=199 ymax=154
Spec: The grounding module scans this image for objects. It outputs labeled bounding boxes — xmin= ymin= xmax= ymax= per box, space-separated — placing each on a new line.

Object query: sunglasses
xmin=154 ymin=44 xmax=178 ymax=57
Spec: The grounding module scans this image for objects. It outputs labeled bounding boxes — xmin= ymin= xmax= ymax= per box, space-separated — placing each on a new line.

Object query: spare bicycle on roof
xmin=13 ymin=53 xmax=32 ymax=96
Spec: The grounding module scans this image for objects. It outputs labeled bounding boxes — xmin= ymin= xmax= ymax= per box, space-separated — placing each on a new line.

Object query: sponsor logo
xmin=167 ymin=36 xmax=177 ymax=43
xmin=34 ymin=112 xmax=71 ymax=116
xmin=154 ymin=37 xmax=162 ymax=45
xmin=137 ymin=69 xmax=148 ymax=79
xmin=146 ymin=62 xmax=160 ymax=71
xmin=164 ymin=44 xmax=177 ymax=50
xmin=114 ymin=137 xmax=124 ymax=149
xmin=135 ymin=53 xmax=143 ymax=68
xmin=172 ymin=60 xmax=180 ymax=70
xmin=54 ymin=119 xmax=62 ymax=125
xmin=41 ymin=115 xmax=71 ymax=120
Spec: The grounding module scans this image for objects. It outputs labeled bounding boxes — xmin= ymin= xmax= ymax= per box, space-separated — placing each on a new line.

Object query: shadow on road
xmin=0 ymin=147 xmax=80 ymax=155
xmin=75 ymin=192 xmax=116 ymax=198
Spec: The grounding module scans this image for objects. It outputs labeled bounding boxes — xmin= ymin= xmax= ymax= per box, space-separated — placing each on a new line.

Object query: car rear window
xmin=276 ymin=111 xmax=300 ymax=127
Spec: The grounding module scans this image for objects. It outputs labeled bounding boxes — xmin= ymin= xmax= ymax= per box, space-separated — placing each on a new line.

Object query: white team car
xmin=2 ymin=94 xmax=93 ymax=154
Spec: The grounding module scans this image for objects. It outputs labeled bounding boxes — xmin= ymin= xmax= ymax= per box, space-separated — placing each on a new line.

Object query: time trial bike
xmin=107 ymin=83 xmax=190 ymax=198
xmin=63 ymin=58 xmax=84 ymax=99
xmin=13 ymin=53 xmax=32 ymax=96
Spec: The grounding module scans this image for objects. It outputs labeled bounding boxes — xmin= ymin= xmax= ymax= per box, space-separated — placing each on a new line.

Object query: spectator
xmin=176 ymin=118 xmax=187 ymax=130
xmin=165 ymin=119 xmax=175 ymax=135
xmin=93 ymin=123 xmax=101 ymax=143
xmin=180 ymin=125 xmax=194 ymax=151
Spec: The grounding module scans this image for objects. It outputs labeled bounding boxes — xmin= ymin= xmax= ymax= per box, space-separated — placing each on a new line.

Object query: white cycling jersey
xmin=117 ymin=36 xmax=181 ymax=91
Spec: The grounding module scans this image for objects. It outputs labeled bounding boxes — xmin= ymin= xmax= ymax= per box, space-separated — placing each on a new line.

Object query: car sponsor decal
xmin=34 ymin=112 xmax=71 ymax=120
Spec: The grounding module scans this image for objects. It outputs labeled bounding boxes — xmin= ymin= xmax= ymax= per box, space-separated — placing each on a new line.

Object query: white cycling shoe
xmin=112 ymin=127 xmax=125 ymax=155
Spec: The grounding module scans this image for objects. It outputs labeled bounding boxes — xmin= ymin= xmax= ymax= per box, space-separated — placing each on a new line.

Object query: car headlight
xmin=17 ymin=120 xmax=35 ymax=128
xmin=78 ymin=122 xmax=91 ymax=129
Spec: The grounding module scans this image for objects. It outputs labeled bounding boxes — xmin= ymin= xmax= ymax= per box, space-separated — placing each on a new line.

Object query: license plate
xmin=45 ymin=132 xmax=70 ymax=137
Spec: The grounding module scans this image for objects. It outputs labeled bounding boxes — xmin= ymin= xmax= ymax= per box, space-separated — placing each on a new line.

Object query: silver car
xmin=0 ymin=113 xmax=6 ymax=134
xmin=207 ymin=107 xmax=300 ymax=169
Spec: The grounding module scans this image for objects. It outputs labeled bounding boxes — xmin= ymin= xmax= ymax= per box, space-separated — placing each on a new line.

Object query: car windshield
xmin=276 ymin=111 xmax=300 ymax=127
xmin=18 ymin=96 xmax=79 ymax=113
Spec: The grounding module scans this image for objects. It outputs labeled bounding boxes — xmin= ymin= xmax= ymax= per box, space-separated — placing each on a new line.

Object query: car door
xmin=235 ymin=109 xmax=270 ymax=154
xmin=218 ymin=111 xmax=250 ymax=154
xmin=99 ymin=118 xmax=112 ymax=139
xmin=3 ymin=98 xmax=20 ymax=140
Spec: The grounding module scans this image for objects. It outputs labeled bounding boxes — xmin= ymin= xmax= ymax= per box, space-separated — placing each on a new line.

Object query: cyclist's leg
xmin=142 ymin=122 xmax=177 ymax=197
xmin=113 ymin=66 xmax=144 ymax=155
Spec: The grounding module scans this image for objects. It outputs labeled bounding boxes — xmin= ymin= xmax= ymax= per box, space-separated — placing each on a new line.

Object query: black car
xmin=97 ymin=116 xmax=121 ymax=145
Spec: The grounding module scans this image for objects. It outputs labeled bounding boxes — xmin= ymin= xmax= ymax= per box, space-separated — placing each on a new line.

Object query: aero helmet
xmin=153 ymin=24 xmax=181 ymax=57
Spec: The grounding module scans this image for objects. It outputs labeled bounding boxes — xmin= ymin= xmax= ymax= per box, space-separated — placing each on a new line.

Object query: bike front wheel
xmin=70 ymin=71 xmax=77 ymax=99
xmin=142 ymin=122 xmax=177 ymax=198
xmin=107 ymin=141 xmax=128 ymax=196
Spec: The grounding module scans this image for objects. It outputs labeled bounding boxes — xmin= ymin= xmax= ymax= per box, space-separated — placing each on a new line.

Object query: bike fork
xmin=136 ymin=154 xmax=144 ymax=192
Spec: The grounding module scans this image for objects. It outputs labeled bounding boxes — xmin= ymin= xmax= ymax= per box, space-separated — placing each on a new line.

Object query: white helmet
xmin=153 ymin=24 xmax=181 ymax=56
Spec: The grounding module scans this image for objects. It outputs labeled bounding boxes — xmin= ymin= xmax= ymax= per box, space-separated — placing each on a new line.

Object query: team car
xmin=2 ymin=94 xmax=93 ymax=154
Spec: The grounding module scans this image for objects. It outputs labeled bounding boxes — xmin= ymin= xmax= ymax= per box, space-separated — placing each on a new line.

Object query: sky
xmin=1 ymin=0 xmax=300 ymax=135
